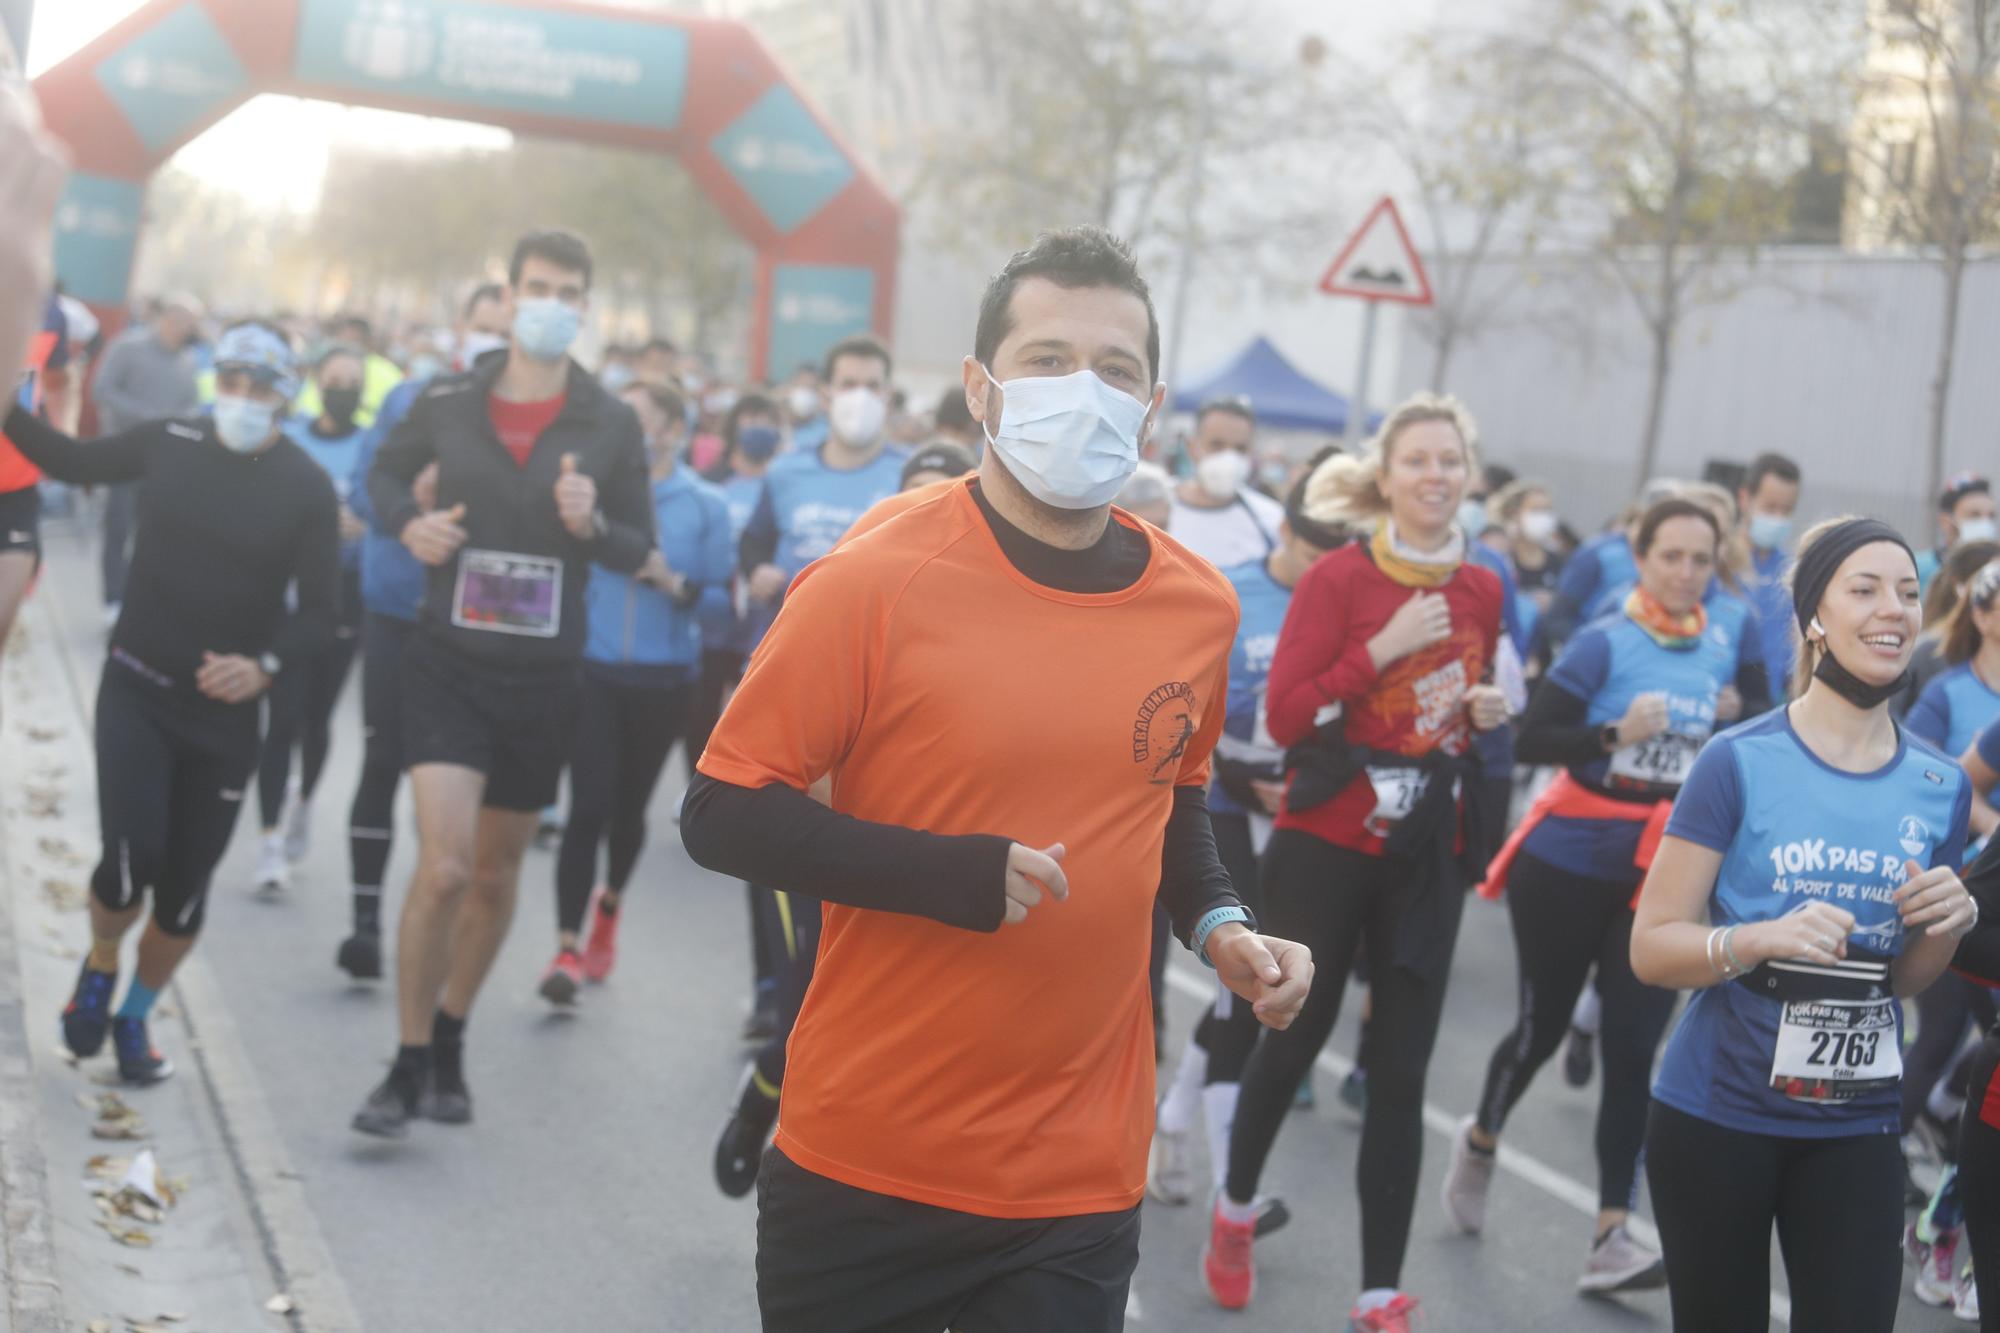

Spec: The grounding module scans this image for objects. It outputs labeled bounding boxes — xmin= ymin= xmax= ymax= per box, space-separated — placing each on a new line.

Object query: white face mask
xmin=1520 ymin=510 xmax=1559 ymax=543
xmin=213 ymin=394 xmax=280 ymax=453
xmin=981 ymin=366 xmax=1147 ymax=511
xmin=788 ymin=386 xmax=821 ymax=420
xmin=829 ymin=386 xmax=886 ymax=446
xmin=1960 ymin=517 xmax=1999 ymax=545
xmin=1196 ymin=449 xmax=1251 ymax=501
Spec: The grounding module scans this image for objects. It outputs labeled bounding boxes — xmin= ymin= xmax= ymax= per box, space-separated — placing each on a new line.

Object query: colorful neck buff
xmin=1370 ymin=519 xmax=1463 ymax=589
xmin=1624 ymin=586 xmax=1706 ymax=649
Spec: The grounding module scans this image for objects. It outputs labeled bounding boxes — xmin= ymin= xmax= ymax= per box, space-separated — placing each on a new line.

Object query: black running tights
xmin=257 ymin=581 xmax=361 ymax=827
xmin=1473 ymin=851 xmax=1675 ymax=1211
xmin=553 ymin=673 xmax=690 ymax=934
xmin=1957 ymin=1030 xmax=2000 ymax=1333
xmin=1225 ymin=830 xmax=1463 ymax=1292
xmin=1646 ymin=1100 xmax=1901 ymax=1333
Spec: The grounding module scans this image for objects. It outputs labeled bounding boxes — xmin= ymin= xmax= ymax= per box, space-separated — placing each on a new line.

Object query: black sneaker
xmin=421 ymin=1045 xmax=472 ymax=1124
xmin=336 ymin=931 xmax=382 ymax=981
xmin=62 ymin=963 xmax=118 ymax=1058
xmin=111 ymin=1017 xmax=173 ymax=1085
xmin=352 ymin=1071 xmax=420 ymax=1138
xmin=740 ymin=990 xmax=778 ymax=1043
xmin=1563 ymin=1025 xmax=1595 ymax=1088
xmin=714 ymin=1066 xmax=779 ymax=1198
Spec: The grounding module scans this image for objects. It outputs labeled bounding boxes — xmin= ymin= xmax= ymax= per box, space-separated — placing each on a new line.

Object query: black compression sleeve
xmin=680 ymin=773 xmax=1013 ymax=931
xmin=366 ymin=396 xmax=432 ymax=540
xmin=1515 ymin=678 xmax=1610 ymax=768
xmin=269 ymin=480 xmax=342 ymax=668
xmin=2 ymin=404 xmax=153 ymax=484
xmin=581 ymin=411 xmax=653 ymax=574
xmin=1954 ymin=838 xmax=2000 ymax=988
xmin=738 ymin=486 xmax=778 ymax=574
xmin=1157 ymin=784 xmax=1245 ymax=948
xmin=1736 ymin=658 xmax=1772 ymax=717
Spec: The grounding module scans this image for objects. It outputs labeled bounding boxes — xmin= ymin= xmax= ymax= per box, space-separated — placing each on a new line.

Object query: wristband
xmin=1193 ymin=906 xmax=1252 ymax=969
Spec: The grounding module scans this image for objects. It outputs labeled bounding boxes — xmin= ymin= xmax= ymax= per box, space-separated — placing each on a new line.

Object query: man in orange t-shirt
xmin=682 ymin=225 xmax=1313 ymax=1333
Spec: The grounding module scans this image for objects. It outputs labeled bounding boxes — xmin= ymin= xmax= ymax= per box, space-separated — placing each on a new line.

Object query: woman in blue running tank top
xmin=1631 ymin=517 xmax=1976 ymax=1333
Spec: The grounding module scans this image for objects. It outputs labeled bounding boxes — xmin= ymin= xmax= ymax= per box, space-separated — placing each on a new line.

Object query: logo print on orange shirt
xmin=1134 ymin=682 xmax=1197 ymax=785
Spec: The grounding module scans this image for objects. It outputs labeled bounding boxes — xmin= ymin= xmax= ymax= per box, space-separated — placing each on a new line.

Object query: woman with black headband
xmin=1630 ymin=516 xmax=1977 ymax=1331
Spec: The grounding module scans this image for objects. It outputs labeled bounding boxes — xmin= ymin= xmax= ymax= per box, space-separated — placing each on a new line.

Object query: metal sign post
xmin=1318 ymin=196 xmax=1433 ymax=446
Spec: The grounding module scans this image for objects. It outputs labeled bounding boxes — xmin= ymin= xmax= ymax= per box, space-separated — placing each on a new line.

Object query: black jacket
xmin=367 ymin=355 xmax=654 ymax=669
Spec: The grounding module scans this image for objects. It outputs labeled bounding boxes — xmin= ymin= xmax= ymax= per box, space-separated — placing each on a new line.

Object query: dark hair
xmin=1482 ymin=463 xmax=1517 ymax=494
xmin=722 ymin=391 xmax=781 ymax=451
xmin=1634 ymin=497 xmax=1722 ymax=557
xmin=934 ymin=385 xmax=973 ymax=433
xmin=462 ymin=282 xmax=505 ymax=319
xmin=336 ymin=313 xmax=371 ymax=338
xmin=1196 ymin=396 xmax=1256 ymax=431
xmin=1923 ymin=538 xmax=2000 ymax=629
xmin=316 ymin=342 xmax=365 ymax=373
xmin=1942 ymin=471 xmax=1990 ymax=513
xmin=508 ymin=228 xmax=593 ymax=289
xmin=974 ymin=225 xmax=1159 ymax=381
xmin=1941 ymin=560 xmax=2000 ymax=665
xmin=900 ymin=442 xmax=976 ymax=489
xmin=642 ymin=336 xmax=677 ymax=358
xmin=1743 ymin=451 xmax=1800 ymax=497
xmin=1285 ymin=445 xmax=1353 ymax=551
xmin=822 ymin=333 xmax=892 ymax=383
xmin=622 ymin=379 xmax=686 ymax=427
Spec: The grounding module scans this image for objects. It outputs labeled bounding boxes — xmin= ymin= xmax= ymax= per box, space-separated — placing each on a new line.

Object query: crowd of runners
xmin=7 ymin=70 xmax=2000 ymax=1333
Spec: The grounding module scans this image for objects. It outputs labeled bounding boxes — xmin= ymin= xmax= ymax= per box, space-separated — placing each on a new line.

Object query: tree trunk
xmin=1928 ymin=239 xmax=1967 ymax=509
xmin=1428 ymin=321 xmax=1457 ymax=393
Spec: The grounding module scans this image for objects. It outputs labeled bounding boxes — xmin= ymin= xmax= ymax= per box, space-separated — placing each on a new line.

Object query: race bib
xmin=1365 ymin=766 xmax=1428 ymax=837
xmin=1768 ymin=997 xmax=1901 ymax=1103
xmin=1608 ymin=732 xmax=1702 ymax=788
xmin=451 ymin=549 xmax=562 ymax=638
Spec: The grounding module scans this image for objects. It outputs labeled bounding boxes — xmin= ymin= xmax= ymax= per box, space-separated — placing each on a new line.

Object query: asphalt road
xmin=28 ymin=518 xmax=1968 ymax=1332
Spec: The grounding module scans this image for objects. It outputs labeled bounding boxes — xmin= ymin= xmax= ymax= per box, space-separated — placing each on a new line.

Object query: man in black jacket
xmin=353 ymin=229 xmax=655 ymax=1136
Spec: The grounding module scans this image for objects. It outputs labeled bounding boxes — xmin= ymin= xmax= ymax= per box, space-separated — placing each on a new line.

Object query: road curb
xmin=35 ymin=591 xmax=367 ymax=1333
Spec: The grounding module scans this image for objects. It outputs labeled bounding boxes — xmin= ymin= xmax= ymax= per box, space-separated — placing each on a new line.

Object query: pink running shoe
xmin=1202 ymin=1201 xmax=1256 ymax=1310
xmin=1350 ymin=1292 xmax=1420 ymax=1332
xmin=581 ymin=887 xmax=620 ymax=982
xmin=538 ymin=949 xmax=584 ymax=1006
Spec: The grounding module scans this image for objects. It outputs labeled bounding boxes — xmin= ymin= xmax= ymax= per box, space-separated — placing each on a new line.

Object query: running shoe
xmin=1440 ymin=1116 xmax=1496 ymax=1235
xmin=1339 ymin=1067 xmax=1368 ymax=1115
xmin=352 ymin=1072 xmax=420 ymax=1138
xmin=1578 ymin=1224 xmax=1666 ymax=1293
xmin=61 ymin=962 xmax=117 ymax=1058
xmin=1201 ymin=1200 xmax=1256 ymax=1309
xmin=1909 ymin=1220 xmax=1962 ymax=1307
xmin=254 ymin=837 xmax=289 ymax=894
xmin=283 ymin=795 xmax=312 ymax=863
xmin=1563 ymin=1025 xmax=1595 ymax=1087
xmin=110 ymin=1017 xmax=173 ymax=1086
xmin=1146 ymin=1122 xmax=1193 ymax=1205
xmin=1954 ymin=1265 xmax=1979 ymax=1322
xmin=741 ymin=988 xmax=779 ymax=1042
xmin=714 ymin=1066 xmax=779 ymax=1198
xmin=538 ymin=949 xmax=583 ymax=1006
xmin=580 ymin=888 xmax=620 ymax=983
xmin=336 ymin=930 xmax=382 ymax=981
xmin=421 ymin=1045 xmax=473 ymax=1125
xmin=1253 ymin=1195 xmax=1292 ymax=1238
xmin=1293 ymin=1073 xmax=1315 ymax=1111
xmin=1349 ymin=1292 xmax=1419 ymax=1332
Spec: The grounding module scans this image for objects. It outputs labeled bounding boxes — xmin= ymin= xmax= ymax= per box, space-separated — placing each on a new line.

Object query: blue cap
xmin=212 ymin=322 xmax=302 ymax=402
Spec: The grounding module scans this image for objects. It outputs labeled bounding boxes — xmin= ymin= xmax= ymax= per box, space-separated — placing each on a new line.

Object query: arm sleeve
xmin=1905 ymin=679 xmax=1951 ymax=749
xmin=1155 ymin=784 xmax=1245 ymax=948
xmin=1735 ymin=658 xmax=1772 ymax=717
xmin=739 ymin=482 xmax=778 ymax=574
xmin=1 ymin=403 xmax=153 ymax=484
xmin=366 ymin=393 xmax=434 ymax=539
xmin=269 ymin=476 xmax=341 ymax=666
xmin=680 ymin=774 xmax=1012 ymax=931
xmin=1663 ymin=736 xmax=1744 ymax=851
xmin=1953 ymin=830 xmax=2000 ymax=987
xmin=1515 ymin=679 xmax=1606 ymax=768
xmin=580 ymin=413 xmax=653 ymax=575
xmin=1264 ymin=559 xmax=1377 ymax=746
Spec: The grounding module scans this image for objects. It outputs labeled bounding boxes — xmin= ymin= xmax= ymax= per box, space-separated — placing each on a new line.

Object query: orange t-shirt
xmin=698 ymin=479 xmax=1238 ymax=1218
xmin=839 ymin=477 xmax=955 ymax=544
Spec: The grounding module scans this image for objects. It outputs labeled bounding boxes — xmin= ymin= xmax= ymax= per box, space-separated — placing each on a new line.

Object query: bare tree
xmin=1846 ymin=0 xmax=2000 ymax=506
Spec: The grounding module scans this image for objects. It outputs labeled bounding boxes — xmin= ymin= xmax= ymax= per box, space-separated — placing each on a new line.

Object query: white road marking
xmin=1163 ymin=966 xmax=1792 ymax=1327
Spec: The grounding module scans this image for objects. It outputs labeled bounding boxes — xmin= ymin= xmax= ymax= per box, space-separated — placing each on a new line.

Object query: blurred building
xmin=1843 ymin=0 xmax=2000 ymax=250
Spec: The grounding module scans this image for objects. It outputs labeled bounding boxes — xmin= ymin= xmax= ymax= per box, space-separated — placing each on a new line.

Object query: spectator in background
xmin=899 ymin=441 xmax=976 ymax=493
xmin=598 ymin=343 xmax=638 ymax=395
xmin=1919 ymin=472 xmax=1997 ymax=595
xmin=1458 ymin=462 xmax=1515 ymax=545
xmin=91 ymin=292 xmax=203 ymax=624
xmin=932 ymin=384 xmax=979 ymax=454
xmin=1735 ymin=452 xmax=1801 ymax=686
xmin=636 ymin=337 xmax=678 ymax=388
xmin=885 ymin=388 xmax=930 ymax=446
xmin=296 ymin=315 xmax=404 ymax=427
xmin=784 ymin=364 xmax=827 ymax=452
xmin=1488 ymin=479 xmax=1564 ymax=650
xmin=1537 ymin=477 xmax=1682 ymax=656
xmin=1118 ymin=460 xmax=1174 ymax=532
xmin=1169 ymin=397 xmax=1283 ymax=569
xmin=1901 ymin=539 xmax=2000 ymax=718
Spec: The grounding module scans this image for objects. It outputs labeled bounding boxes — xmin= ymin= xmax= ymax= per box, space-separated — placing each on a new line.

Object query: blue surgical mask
xmin=1961 ymin=517 xmax=1999 ymax=546
xmin=981 ymin=366 xmax=1147 ymax=510
xmin=512 ymin=298 xmax=581 ymax=362
xmin=1748 ymin=511 xmax=1792 ymax=551
xmin=213 ymin=394 xmax=280 ymax=453
xmin=1457 ymin=498 xmax=1488 ymax=536
xmin=737 ymin=425 xmax=781 ymax=463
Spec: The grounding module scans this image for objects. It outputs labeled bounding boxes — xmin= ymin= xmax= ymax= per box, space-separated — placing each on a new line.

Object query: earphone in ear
xmin=1808 ymin=615 xmax=1826 ymax=643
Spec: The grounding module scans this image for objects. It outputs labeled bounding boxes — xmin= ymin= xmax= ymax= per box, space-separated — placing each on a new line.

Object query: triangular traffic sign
xmin=1317 ymin=196 xmax=1433 ymax=306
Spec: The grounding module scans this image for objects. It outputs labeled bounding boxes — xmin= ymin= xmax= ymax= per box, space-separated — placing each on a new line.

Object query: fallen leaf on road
xmin=264 ymin=1294 xmax=295 ymax=1315
xmin=157 ymin=1315 xmax=188 ymax=1325
xmin=41 ymin=878 xmax=85 ymax=911
xmin=37 ymin=834 xmax=84 ymax=863
xmin=25 ymin=725 xmax=59 ymax=742
xmin=115 ymin=1264 xmax=142 ymax=1277
xmin=88 ymin=1320 xmax=112 ymax=1333
xmin=89 ymin=1093 xmax=148 ymax=1141
xmin=105 ymin=1226 xmax=152 ymax=1248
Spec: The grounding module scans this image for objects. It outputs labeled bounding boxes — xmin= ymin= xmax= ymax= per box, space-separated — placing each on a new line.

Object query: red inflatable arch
xmin=34 ymin=0 xmax=900 ymax=379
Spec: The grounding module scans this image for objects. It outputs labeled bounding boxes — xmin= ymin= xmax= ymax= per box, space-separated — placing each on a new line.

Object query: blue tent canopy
xmin=1172 ymin=336 xmax=1378 ymax=435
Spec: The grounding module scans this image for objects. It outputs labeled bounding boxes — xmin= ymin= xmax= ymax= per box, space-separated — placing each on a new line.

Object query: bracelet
xmin=1721 ymin=925 xmax=1747 ymax=977
xmin=1192 ymin=906 xmax=1252 ymax=969
xmin=1953 ymin=895 xmax=1982 ymax=939
xmin=1704 ymin=927 xmax=1724 ymax=977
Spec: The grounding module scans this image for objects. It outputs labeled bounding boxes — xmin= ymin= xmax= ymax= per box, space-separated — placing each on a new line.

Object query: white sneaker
xmin=254 ymin=837 xmax=289 ymax=893
xmin=1910 ymin=1221 xmax=1962 ymax=1307
xmin=1578 ymin=1223 xmax=1666 ymax=1293
xmin=1146 ymin=1123 xmax=1193 ymax=1205
xmin=1955 ymin=1265 xmax=1980 ymax=1322
xmin=284 ymin=796 xmax=312 ymax=863
xmin=1440 ymin=1116 xmax=1495 ymax=1235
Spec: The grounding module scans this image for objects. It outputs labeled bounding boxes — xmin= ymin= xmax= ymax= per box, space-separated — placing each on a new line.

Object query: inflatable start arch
xmin=33 ymin=0 xmax=900 ymax=378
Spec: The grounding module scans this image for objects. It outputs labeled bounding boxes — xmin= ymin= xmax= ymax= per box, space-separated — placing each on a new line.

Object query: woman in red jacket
xmin=1200 ymin=394 xmax=1506 ymax=1333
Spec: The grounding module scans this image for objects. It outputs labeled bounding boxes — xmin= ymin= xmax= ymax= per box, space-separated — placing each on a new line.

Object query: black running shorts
xmin=400 ymin=630 xmax=579 ymax=812
xmin=0 ymin=486 xmax=39 ymax=564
